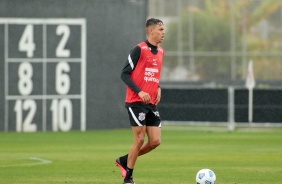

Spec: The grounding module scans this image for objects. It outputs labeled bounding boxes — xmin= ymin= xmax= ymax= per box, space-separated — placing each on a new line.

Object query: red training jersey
xmin=125 ymin=42 xmax=164 ymax=104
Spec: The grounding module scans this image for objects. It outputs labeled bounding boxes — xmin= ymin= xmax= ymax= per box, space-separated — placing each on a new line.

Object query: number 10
xmin=50 ymin=99 xmax=72 ymax=131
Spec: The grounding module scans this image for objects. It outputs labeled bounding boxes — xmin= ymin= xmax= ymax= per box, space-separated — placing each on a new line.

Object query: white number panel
xmin=1 ymin=18 xmax=86 ymax=132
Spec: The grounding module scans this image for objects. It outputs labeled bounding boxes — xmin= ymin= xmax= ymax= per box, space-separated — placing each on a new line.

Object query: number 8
xmin=18 ymin=62 xmax=33 ymax=95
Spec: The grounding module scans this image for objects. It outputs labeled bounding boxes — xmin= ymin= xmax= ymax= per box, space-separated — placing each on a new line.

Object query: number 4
xmin=18 ymin=24 xmax=35 ymax=58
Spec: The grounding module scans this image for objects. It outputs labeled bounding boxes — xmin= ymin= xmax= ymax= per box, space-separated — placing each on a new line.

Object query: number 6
xmin=56 ymin=62 xmax=70 ymax=95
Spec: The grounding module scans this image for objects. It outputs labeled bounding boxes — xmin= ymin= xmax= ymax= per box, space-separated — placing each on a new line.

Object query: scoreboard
xmin=0 ymin=18 xmax=86 ymax=132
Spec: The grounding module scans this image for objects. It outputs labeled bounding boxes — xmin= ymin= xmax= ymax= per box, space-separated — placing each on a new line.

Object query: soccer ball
xmin=196 ymin=168 xmax=216 ymax=184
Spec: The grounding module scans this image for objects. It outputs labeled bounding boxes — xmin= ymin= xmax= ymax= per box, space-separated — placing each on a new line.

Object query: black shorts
xmin=126 ymin=102 xmax=161 ymax=127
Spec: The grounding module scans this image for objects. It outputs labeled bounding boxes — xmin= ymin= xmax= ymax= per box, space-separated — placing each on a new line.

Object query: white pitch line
xmin=0 ymin=157 xmax=52 ymax=168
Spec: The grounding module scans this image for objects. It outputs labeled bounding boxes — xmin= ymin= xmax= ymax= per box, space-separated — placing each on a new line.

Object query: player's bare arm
xmin=155 ymin=87 xmax=161 ymax=105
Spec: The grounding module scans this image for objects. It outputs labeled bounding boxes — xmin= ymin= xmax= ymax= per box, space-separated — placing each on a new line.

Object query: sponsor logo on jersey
xmin=152 ymin=58 xmax=158 ymax=65
xmin=145 ymin=68 xmax=158 ymax=73
xmin=144 ymin=68 xmax=159 ymax=83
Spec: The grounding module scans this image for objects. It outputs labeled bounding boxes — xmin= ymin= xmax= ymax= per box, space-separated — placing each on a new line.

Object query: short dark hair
xmin=146 ymin=18 xmax=163 ymax=28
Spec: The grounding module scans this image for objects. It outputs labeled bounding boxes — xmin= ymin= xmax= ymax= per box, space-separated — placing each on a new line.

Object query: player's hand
xmin=155 ymin=87 xmax=161 ymax=105
xmin=138 ymin=91 xmax=151 ymax=104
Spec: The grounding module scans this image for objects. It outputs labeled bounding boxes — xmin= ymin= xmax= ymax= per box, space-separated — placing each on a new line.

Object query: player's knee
xmin=134 ymin=136 xmax=145 ymax=147
xmin=138 ymin=137 xmax=145 ymax=145
xmin=150 ymin=138 xmax=161 ymax=149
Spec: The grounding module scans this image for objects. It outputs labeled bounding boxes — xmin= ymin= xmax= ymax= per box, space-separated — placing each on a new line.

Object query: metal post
xmin=228 ymin=87 xmax=235 ymax=131
xmin=177 ymin=0 xmax=183 ymax=65
xmin=230 ymin=0 xmax=236 ymax=80
xmin=248 ymin=88 xmax=254 ymax=125
xmin=188 ymin=0 xmax=195 ymax=73
xmin=241 ymin=6 xmax=247 ymax=79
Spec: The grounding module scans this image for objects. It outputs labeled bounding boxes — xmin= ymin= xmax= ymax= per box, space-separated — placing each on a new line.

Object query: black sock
xmin=124 ymin=167 xmax=133 ymax=181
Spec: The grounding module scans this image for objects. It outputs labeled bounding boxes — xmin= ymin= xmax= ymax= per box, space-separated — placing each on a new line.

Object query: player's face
xmin=150 ymin=23 xmax=165 ymax=44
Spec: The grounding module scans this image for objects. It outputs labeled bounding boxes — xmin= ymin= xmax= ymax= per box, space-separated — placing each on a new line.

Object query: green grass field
xmin=1 ymin=126 xmax=282 ymax=184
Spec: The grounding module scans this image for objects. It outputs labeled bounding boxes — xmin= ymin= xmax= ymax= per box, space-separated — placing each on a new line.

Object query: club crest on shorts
xmin=138 ymin=112 xmax=146 ymax=121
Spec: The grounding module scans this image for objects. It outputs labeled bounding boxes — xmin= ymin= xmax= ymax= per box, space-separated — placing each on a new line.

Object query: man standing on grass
xmin=115 ymin=18 xmax=165 ymax=184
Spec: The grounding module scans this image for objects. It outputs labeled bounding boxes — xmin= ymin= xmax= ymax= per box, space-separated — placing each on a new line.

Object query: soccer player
xmin=115 ymin=18 xmax=165 ymax=184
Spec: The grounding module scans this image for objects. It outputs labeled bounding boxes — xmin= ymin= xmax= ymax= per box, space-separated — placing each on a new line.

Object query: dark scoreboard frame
xmin=1 ymin=18 xmax=86 ymax=132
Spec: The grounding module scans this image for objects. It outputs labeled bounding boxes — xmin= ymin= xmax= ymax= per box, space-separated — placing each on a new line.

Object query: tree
xmin=162 ymin=0 xmax=282 ymax=81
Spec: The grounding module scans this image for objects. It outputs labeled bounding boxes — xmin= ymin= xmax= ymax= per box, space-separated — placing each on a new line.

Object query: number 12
xmin=14 ymin=100 xmax=37 ymax=132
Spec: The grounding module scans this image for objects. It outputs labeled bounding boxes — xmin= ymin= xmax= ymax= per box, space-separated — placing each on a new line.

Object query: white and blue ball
xmin=196 ymin=168 xmax=216 ymax=184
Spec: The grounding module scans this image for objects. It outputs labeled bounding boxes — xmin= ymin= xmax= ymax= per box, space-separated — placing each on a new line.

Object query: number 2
xmin=56 ymin=25 xmax=70 ymax=57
